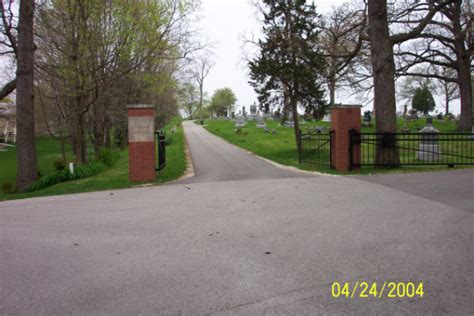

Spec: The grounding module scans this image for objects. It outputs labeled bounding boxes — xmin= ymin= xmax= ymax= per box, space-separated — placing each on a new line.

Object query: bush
xmin=25 ymin=162 xmax=107 ymax=192
xmin=98 ymin=149 xmax=120 ymax=167
xmin=26 ymin=170 xmax=71 ymax=192
xmin=54 ymin=159 xmax=66 ymax=171
xmin=2 ymin=182 xmax=15 ymax=193
xmin=73 ymin=162 xmax=107 ymax=179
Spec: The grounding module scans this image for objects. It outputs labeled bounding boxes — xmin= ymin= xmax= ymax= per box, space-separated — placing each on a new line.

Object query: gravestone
xmin=322 ymin=113 xmax=331 ymax=122
xmin=248 ymin=103 xmax=258 ymax=121
xmin=416 ymin=116 xmax=442 ymax=161
xmin=282 ymin=120 xmax=294 ymax=128
xmin=363 ymin=111 xmax=372 ymax=127
xmin=310 ymin=126 xmax=327 ymax=134
xmin=256 ymin=117 xmax=266 ymax=129
xmin=235 ymin=117 xmax=246 ymax=128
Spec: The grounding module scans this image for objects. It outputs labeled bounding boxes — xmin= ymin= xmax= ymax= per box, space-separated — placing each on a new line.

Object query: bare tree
xmin=434 ymin=68 xmax=460 ymax=116
xmin=318 ymin=2 xmax=367 ymax=105
xmin=366 ymin=0 xmax=455 ymax=165
xmin=191 ymin=52 xmax=213 ymax=124
xmin=0 ymin=0 xmax=17 ymax=99
xmin=15 ymin=0 xmax=38 ymax=190
xmin=395 ymin=1 xmax=472 ymax=130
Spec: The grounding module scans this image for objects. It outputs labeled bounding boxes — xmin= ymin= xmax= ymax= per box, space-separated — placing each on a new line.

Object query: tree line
xmin=1 ymin=0 xmax=200 ymax=190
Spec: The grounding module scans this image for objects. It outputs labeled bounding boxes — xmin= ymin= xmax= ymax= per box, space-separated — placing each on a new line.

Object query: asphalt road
xmin=355 ymin=169 xmax=474 ymax=213
xmin=177 ymin=121 xmax=311 ymax=183
xmin=1 ymin=122 xmax=473 ymax=315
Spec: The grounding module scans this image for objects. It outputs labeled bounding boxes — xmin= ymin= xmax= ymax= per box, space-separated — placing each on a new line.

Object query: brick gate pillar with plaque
xmin=330 ymin=104 xmax=362 ymax=172
xmin=127 ymin=104 xmax=156 ymax=182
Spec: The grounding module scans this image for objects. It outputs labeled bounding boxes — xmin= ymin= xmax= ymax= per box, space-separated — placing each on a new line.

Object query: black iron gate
xmin=155 ymin=130 xmax=166 ymax=171
xmin=349 ymin=131 xmax=474 ymax=169
xmin=298 ymin=130 xmax=334 ymax=168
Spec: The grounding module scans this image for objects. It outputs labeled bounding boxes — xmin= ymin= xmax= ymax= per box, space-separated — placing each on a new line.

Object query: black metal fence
xmin=155 ymin=130 xmax=166 ymax=171
xmin=350 ymin=131 xmax=474 ymax=169
xmin=298 ymin=131 xmax=333 ymax=168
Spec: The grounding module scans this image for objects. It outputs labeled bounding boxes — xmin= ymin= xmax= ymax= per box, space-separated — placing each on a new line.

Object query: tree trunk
xmin=92 ymin=101 xmax=105 ymax=158
xmin=104 ymin=123 xmax=111 ymax=148
xmin=328 ymin=74 xmax=336 ymax=106
xmin=451 ymin=1 xmax=472 ymax=131
xmin=291 ymin=96 xmax=301 ymax=152
xmin=444 ymin=85 xmax=449 ymax=116
xmin=58 ymin=129 xmax=67 ymax=163
xmin=15 ymin=0 xmax=38 ymax=191
xmin=74 ymin=118 xmax=87 ymax=164
xmin=457 ymin=60 xmax=472 ymax=131
xmin=368 ymin=0 xmax=399 ymax=167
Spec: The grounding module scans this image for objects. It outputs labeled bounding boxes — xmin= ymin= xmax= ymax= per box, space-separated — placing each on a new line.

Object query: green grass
xmin=202 ymin=118 xmax=472 ymax=175
xmin=0 ymin=117 xmax=187 ymax=201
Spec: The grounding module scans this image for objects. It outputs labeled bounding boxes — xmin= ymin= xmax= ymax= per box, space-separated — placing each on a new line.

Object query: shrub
xmin=72 ymin=162 xmax=107 ymax=179
xmin=98 ymin=149 xmax=120 ymax=167
xmin=54 ymin=159 xmax=66 ymax=171
xmin=2 ymin=182 xmax=15 ymax=193
xmin=26 ymin=170 xmax=71 ymax=192
xmin=25 ymin=162 xmax=107 ymax=192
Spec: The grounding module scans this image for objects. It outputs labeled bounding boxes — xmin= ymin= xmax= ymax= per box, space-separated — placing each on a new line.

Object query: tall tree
xmin=15 ymin=0 xmax=38 ymax=191
xmin=318 ymin=2 xmax=366 ymax=106
xmin=209 ymin=88 xmax=236 ymax=116
xmin=0 ymin=0 xmax=18 ymax=99
xmin=367 ymin=0 xmax=454 ymax=165
xmin=191 ymin=53 xmax=213 ymax=124
xmin=395 ymin=1 xmax=472 ymax=130
xmin=178 ymin=82 xmax=199 ymax=118
xmin=249 ymin=0 xmax=326 ymax=151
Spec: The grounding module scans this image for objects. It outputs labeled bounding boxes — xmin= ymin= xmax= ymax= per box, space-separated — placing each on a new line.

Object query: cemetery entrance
xmin=298 ymin=130 xmax=334 ymax=168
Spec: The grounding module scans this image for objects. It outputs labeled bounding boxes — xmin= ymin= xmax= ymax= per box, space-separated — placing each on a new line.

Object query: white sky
xmin=198 ymin=0 xmax=461 ymax=114
xmin=198 ymin=0 xmax=352 ymax=109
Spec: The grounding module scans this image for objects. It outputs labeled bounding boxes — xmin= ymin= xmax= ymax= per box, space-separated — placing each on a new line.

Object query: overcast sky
xmin=198 ymin=0 xmax=351 ymax=109
xmin=198 ymin=0 xmax=461 ymax=114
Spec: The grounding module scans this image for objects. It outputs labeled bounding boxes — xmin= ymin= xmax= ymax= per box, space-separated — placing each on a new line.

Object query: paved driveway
xmin=1 ymin=122 xmax=473 ymax=315
xmin=355 ymin=169 xmax=474 ymax=213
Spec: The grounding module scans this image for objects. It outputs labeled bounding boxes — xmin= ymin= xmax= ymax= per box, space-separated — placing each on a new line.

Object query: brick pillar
xmin=330 ymin=105 xmax=362 ymax=172
xmin=127 ymin=104 xmax=156 ymax=182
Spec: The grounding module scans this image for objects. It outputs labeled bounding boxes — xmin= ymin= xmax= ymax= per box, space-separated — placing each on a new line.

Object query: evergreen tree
xmin=412 ymin=86 xmax=436 ymax=116
xmin=249 ymin=0 xmax=326 ymax=150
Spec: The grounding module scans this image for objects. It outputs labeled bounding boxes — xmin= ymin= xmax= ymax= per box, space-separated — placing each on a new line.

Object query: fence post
xmin=127 ymin=104 xmax=156 ymax=182
xmin=330 ymin=104 xmax=362 ymax=172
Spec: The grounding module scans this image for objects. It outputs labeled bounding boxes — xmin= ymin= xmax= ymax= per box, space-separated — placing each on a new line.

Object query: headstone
xmin=250 ymin=103 xmax=257 ymax=115
xmin=273 ymin=110 xmax=281 ymax=120
xmin=407 ymin=109 xmax=418 ymax=120
xmin=282 ymin=120 xmax=294 ymax=128
xmin=416 ymin=116 xmax=442 ymax=161
xmin=256 ymin=117 xmax=266 ymax=129
xmin=235 ymin=117 xmax=246 ymax=128
xmin=363 ymin=111 xmax=371 ymax=123
xmin=310 ymin=126 xmax=327 ymax=134
xmin=322 ymin=114 xmax=331 ymax=122
xmin=248 ymin=102 xmax=258 ymax=121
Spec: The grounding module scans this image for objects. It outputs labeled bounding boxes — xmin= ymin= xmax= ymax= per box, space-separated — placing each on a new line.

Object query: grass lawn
xmin=0 ymin=117 xmax=186 ymax=201
xmin=202 ymin=118 xmax=473 ymax=175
